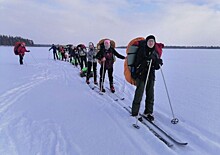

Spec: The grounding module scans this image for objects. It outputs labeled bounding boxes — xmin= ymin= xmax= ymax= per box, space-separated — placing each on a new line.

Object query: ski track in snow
xmin=54 ymin=56 xmax=220 ymax=154
xmin=112 ymin=75 xmax=220 ymax=154
xmin=0 ymin=60 xmax=82 ymax=155
xmin=56 ymin=62 xmax=175 ymax=154
xmin=0 ymin=76 xmax=47 ymax=115
xmin=1 ymin=47 xmax=220 ymax=155
xmin=0 ymin=113 xmax=79 ymax=155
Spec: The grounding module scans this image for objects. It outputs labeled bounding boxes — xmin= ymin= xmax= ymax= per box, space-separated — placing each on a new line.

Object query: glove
xmin=27 ymin=50 xmax=30 ymax=52
xmin=156 ymin=58 xmax=163 ymax=66
xmin=154 ymin=58 xmax=163 ymax=70
xmin=131 ymin=66 xmax=137 ymax=79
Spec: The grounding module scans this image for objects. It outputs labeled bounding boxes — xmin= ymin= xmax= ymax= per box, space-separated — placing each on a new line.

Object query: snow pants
xmin=99 ymin=65 xmax=113 ymax=87
xmin=131 ymin=78 xmax=155 ymax=116
xmin=86 ymin=61 xmax=97 ymax=82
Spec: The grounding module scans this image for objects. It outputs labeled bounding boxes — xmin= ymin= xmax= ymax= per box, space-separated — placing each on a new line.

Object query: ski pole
xmin=122 ymin=79 xmax=126 ymax=93
xmin=100 ymin=61 xmax=105 ymax=92
xmin=92 ymin=58 xmax=95 ymax=82
xmin=159 ymin=65 xmax=179 ymax=124
xmin=91 ymin=52 xmax=93 ymax=79
xmin=30 ymin=52 xmax=38 ymax=64
xmin=134 ymin=59 xmax=152 ymax=128
xmin=48 ymin=51 xmax=50 ymax=59
xmin=23 ymin=59 xmax=27 ymax=66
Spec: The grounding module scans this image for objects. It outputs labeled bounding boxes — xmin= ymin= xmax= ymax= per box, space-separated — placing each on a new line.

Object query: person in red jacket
xmin=17 ymin=42 xmax=30 ymax=65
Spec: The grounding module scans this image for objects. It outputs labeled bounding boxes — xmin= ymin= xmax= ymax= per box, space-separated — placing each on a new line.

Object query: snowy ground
xmin=0 ymin=46 xmax=219 ymax=155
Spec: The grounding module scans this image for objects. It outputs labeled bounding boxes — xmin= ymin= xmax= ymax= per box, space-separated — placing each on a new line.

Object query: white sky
xmin=0 ymin=0 xmax=220 ymax=46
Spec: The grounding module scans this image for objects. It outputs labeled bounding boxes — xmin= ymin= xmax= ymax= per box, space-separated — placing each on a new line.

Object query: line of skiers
xmin=47 ymin=36 xmax=163 ymax=121
xmin=49 ymin=40 xmax=125 ymax=93
xmin=49 ymin=44 xmax=70 ymax=61
xmin=14 ymin=35 xmax=163 ymax=122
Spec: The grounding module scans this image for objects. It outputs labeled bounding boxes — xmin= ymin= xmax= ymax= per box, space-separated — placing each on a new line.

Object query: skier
xmin=96 ymin=39 xmax=125 ymax=93
xmin=58 ymin=45 xmax=65 ymax=61
xmin=86 ymin=42 xmax=98 ymax=85
xmin=131 ymin=35 xmax=163 ymax=121
xmin=17 ymin=42 xmax=30 ymax=65
xmin=67 ymin=45 xmax=73 ymax=63
xmin=73 ymin=46 xmax=80 ymax=67
xmin=49 ymin=44 xmax=59 ymax=60
xmin=77 ymin=44 xmax=87 ymax=71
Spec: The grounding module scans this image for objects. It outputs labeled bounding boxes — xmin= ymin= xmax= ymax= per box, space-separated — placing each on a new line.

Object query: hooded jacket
xmin=133 ymin=40 xmax=162 ymax=81
xmin=96 ymin=47 xmax=125 ymax=69
xmin=17 ymin=46 xmax=28 ymax=55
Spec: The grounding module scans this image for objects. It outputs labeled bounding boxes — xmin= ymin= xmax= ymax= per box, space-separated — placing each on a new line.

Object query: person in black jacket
xmin=131 ymin=35 xmax=163 ymax=121
xmin=77 ymin=44 xmax=87 ymax=71
xmin=96 ymin=39 xmax=125 ymax=93
xmin=49 ymin=44 xmax=58 ymax=60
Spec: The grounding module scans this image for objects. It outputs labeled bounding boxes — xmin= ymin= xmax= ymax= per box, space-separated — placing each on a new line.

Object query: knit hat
xmin=104 ymin=39 xmax=110 ymax=45
xmin=104 ymin=39 xmax=111 ymax=49
xmin=146 ymin=35 xmax=156 ymax=51
xmin=146 ymin=35 xmax=156 ymax=42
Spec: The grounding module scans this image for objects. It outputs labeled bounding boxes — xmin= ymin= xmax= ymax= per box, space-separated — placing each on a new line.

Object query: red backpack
xmin=14 ymin=42 xmax=22 ymax=55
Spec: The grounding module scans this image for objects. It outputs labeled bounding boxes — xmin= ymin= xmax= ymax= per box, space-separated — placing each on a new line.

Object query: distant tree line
xmin=0 ymin=35 xmax=34 ymax=46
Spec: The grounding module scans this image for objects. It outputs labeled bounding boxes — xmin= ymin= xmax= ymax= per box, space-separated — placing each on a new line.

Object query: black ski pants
xmin=99 ymin=65 xmax=113 ymax=87
xmin=86 ymin=61 xmax=97 ymax=82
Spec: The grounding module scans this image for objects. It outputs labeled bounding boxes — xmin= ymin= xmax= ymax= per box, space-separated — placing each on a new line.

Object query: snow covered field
xmin=0 ymin=46 xmax=220 ymax=155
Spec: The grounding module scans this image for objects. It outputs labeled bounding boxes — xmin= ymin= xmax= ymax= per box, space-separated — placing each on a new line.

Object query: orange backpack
xmin=124 ymin=37 xmax=164 ymax=86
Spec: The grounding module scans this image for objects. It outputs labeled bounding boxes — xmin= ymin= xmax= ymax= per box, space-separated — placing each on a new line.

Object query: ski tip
xmin=133 ymin=124 xmax=140 ymax=129
xmin=168 ymin=144 xmax=174 ymax=147
xmin=121 ymin=98 xmax=125 ymax=100
xmin=115 ymin=99 xmax=119 ymax=101
xmin=99 ymin=92 xmax=104 ymax=95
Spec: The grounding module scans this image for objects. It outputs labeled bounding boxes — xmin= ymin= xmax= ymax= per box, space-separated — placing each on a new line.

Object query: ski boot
xmin=143 ymin=113 xmax=154 ymax=122
xmin=99 ymin=84 xmax=105 ymax=92
xmin=86 ymin=80 xmax=90 ymax=84
xmin=94 ymin=81 xmax=98 ymax=85
xmin=110 ymin=85 xmax=115 ymax=93
xmin=100 ymin=87 xmax=105 ymax=92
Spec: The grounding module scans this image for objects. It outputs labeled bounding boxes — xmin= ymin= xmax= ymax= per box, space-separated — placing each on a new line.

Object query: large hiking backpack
xmin=14 ymin=42 xmax=22 ymax=55
xmin=77 ymin=44 xmax=87 ymax=56
xmin=97 ymin=38 xmax=116 ymax=51
xmin=124 ymin=37 xmax=164 ymax=85
xmin=97 ymin=39 xmax=116 ymax=63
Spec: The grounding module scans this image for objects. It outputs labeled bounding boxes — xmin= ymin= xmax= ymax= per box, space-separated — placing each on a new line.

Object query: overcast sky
xmin=1 ymin=0 xmax=220 ymax=46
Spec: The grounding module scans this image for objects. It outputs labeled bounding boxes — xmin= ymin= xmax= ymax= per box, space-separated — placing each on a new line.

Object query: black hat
xmin=146 ymin=35 xmax=156 ymax=42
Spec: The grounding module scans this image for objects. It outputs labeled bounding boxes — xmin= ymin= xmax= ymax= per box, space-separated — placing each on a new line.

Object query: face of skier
xmin=89 ymin=42 xmax=94 ymax=49
xmin=104 ymin=40 xmax=110 ymax=50
xmin=147 ymin=39 xmax=155 ymax=48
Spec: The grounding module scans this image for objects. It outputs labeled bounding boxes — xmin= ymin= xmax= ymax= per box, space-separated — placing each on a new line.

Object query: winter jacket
xmin=96 ymin=47 xmax=125 ymax=69
xmin=68 ymin=47 xmax=75 ymax=57
xmin=87 ymin=48 xmax=97 ymax=63
xmin=133 ymin=40 xmax=162 ymax=81
xmin=17 ymin=46 xmax=28 ymax=55
xmin=49 ymin=45 xmax=57 ymax=53
xmin=78 ymin=48 xmax=87 ymax=57
xmin=59 ymin=47 xmax=65 ymax=53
